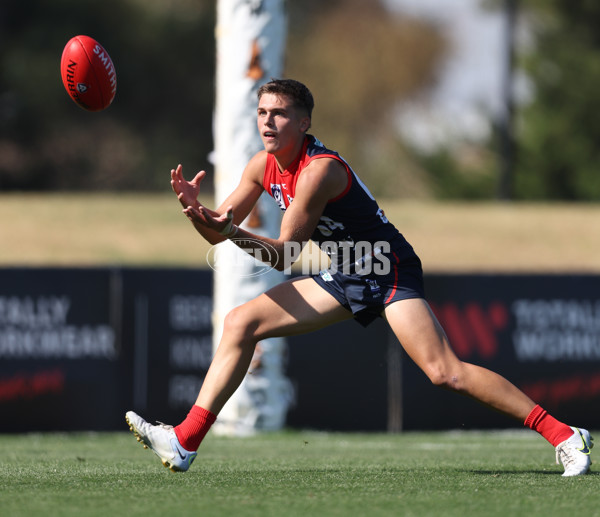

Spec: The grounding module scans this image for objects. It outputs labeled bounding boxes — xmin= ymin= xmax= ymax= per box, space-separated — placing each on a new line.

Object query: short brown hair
xmin=257 ymin=78 xmax=314 ymax=118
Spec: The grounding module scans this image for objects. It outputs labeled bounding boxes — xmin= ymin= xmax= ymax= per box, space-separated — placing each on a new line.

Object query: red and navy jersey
xmin=262 ymin=135 xmax=419 ymax=268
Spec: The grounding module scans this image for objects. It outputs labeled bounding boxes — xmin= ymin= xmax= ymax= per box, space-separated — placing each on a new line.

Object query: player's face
xmin=257 ymin=93 xmax=310 ymax=162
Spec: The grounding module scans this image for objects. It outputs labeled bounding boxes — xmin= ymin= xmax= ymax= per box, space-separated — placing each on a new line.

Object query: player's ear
xmin=300 ymin=116 xmax=311 ymax=133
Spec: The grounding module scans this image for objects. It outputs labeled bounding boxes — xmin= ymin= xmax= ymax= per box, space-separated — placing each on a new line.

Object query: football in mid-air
xmin=60 ymin=35 xmax=117 ymax=111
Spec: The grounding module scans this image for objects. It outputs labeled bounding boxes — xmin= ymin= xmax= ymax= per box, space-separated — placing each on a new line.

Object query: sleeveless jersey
xmin=262 ymin=134 xmax=418 ymax=270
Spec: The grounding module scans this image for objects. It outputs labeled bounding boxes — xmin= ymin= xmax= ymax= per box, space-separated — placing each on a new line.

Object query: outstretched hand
xmin=170 ymin=164 xmax=206 ymax=209
xmin=183 ymin=204 xmax=236 ymax=236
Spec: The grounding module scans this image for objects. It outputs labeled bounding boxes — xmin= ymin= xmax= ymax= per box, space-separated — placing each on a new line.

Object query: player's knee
xmin=423 ymin=363 xmax=462 ymax=391
xmin=222 ymin=305 xmax=260 ymax=342
xmin=425 ymin=368 xmax=449 ymax=388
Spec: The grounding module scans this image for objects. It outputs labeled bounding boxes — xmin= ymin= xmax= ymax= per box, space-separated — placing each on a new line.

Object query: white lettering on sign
xmin=0 ymin=326 xmax=115 ymax=359
xmin=169 ymin=335 xmax=213 ymax=369
xmin=0 ymin=296 xmax=70 ymax=327
xmin=0 ymin=295 xmax=116 ymax=360
xmin=512 ymin=299 xmax=600 ymax=361
xmin=169 ymin=295 xmax=213 ymax=331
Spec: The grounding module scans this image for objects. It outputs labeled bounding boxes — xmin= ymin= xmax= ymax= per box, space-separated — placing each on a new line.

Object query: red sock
xmin=524 ymin=405 xmax=573 ymax=447
xmin=174 ymin=405 xmax=216 ymax=451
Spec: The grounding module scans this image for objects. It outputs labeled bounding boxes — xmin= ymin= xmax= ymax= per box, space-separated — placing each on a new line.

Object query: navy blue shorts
xmin=312 ymin=253 xmax=425 ymax=327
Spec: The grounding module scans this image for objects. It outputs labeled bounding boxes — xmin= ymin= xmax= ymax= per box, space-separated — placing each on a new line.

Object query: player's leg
xmin=384 ymin=297 xmax=535 ymax=419
xmin=195 ymin=275 xmax=352 ymax=415
xmin=383 ymin=297 xmax=593 ymax=476
xmin=126 ymin=276 xmax=351 ymax=471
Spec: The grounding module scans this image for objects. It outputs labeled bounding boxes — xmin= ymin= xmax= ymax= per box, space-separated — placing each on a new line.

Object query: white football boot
xmin=555 ymin=426 xmax=593 ymax=477
xmin=125 ymin=411 xmax=197 ymax=472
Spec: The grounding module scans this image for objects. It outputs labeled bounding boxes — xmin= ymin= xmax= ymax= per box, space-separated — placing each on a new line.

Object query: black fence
xmin=1 ymin=268 xmax=598 ymax=432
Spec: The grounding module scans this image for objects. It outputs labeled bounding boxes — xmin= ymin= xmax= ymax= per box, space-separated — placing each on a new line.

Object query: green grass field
xmin=1 ymin=430 xmax=598 ymax=517
xmin=1 ymin=196 xmax=599 ymax=515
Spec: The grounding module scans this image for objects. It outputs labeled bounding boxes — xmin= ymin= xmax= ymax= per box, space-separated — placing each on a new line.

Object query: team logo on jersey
xmin=376 ymin=208 xmax=389 ymax=224
xmin=270 ymin=183 xmax=287 ymax=211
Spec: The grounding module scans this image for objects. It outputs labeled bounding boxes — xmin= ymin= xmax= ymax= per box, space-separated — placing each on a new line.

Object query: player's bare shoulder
xmin=297 ymin=156 xmax=348 ymax=200
xmin=242 ymin=150 xmax=269 ymax=185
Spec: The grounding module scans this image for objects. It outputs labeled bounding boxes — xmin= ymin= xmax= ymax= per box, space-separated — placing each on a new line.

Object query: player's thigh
xmin=231 ymin=276 xmax=352 ymax=340
xmin=383 ymin=298 xmax=460 ymax=375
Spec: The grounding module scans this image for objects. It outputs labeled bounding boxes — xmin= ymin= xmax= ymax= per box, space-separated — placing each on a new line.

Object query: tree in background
xmin=0 ymin=0 xmax=444 ymax=196
xmin=3 ymin=0 xmax=598 ymax=200
xmin=286 ymin=0 xmax=445 ymax=198
xmin=0 ymin=0 xmax=215 ymax=191
xmin=514 ymin=0 xmax=600 ymax=200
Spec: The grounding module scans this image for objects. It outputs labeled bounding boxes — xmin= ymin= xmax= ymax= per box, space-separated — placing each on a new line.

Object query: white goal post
xmin=212 ymin=0 xmax=292 ymax=436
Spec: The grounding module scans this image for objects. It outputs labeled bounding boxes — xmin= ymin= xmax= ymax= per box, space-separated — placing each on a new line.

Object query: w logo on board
xmin=429 ymin=302 xmax=509 ymax=360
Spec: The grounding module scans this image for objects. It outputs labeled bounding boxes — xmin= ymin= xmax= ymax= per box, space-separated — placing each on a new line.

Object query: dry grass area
xmin=1 ymin=193 xmax=599 ymax=272
xmin=379 ymin=199 xmax=600 ymax=273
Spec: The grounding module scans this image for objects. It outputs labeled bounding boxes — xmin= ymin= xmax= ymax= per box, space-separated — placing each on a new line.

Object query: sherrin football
xmin=60 ymin=35 xmax=117 ymax=111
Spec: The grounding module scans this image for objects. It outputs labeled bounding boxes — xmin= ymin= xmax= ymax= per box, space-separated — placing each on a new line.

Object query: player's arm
xmin=171 ymin=152 xmax=266 ymax=245
xmin=184 ymin=157 xmax=348 ymax=271
xmin=274 ymin=158 xmax=347 ymax=247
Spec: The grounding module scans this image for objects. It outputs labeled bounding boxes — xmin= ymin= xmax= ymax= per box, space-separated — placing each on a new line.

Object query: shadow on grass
xmin=464 ymin=469 xmax=599 ymax=476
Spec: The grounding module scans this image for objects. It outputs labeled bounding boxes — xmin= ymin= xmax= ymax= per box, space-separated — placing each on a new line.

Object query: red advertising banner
xmin=401 ymin=274 xmax=600 ymax=430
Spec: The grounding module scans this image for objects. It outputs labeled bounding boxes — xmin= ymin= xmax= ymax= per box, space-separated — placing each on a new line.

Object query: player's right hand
xmin=170 ymin=164 xmax=205 ymax=209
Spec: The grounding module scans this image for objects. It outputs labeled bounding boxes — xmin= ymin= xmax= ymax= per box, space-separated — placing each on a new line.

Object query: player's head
xmin=257 ymin=79 xmax=314 ymax=120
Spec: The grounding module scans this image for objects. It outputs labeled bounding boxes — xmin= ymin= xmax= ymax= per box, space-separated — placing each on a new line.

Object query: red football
xmin=60 ymin=35 xmax=117 ymax=111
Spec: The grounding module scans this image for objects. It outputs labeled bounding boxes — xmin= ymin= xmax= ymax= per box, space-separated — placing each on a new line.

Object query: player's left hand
xmin=183 ymin=204 xmax=235 ymax=236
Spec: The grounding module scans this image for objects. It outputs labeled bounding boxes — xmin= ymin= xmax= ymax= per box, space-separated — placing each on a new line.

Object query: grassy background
xmin=1 ymin=193 xmax=599 ymax=272
xmin=1 ymin=430 xmax=598 ymax=517
xmin=1 ymin=197 xmax=599 ymax=515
